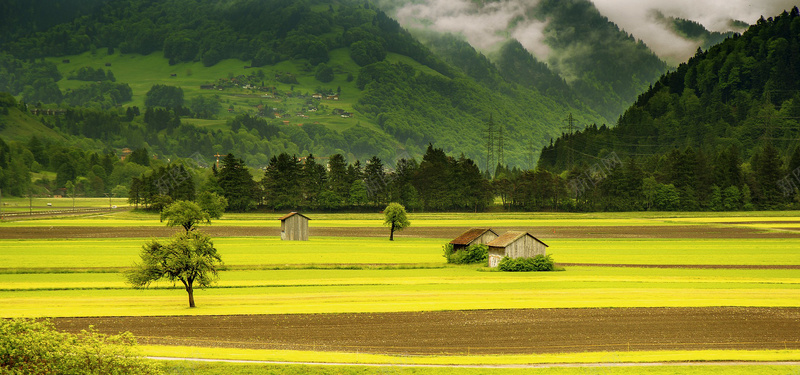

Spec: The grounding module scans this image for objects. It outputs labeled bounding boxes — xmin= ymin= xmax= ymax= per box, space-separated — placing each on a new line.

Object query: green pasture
xmin=548 ymin=238 xmax=800 ymax=265
xmin=2 ymin=265 xmax=798 ymax=317
xmin=160 ymin=361 xmax=800 ymax=375
xmin=48 ymin=48 xmax=378 ymax=133
xmin=0 ymin=197 xmax=128 ymax=212
xmin=3 ymin=266 xmax=799 ymax=291
xmin=0 ymin=237 xmax=444 ymax=270
xmin=4 ymin=209 xmax=800 ymax=231
xmin=145 ymin=345 xmax=800 ymax=367
xmin=2 ymin=236 xmax=799 ymax=271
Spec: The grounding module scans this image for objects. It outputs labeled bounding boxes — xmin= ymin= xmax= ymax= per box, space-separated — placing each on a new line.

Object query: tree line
xmin=129 ymin=144 xmax=494 ymax=212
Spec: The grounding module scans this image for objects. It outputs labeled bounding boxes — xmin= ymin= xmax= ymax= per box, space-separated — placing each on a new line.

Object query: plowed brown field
xmin=53 ymin=307 xmax=800 ymax=355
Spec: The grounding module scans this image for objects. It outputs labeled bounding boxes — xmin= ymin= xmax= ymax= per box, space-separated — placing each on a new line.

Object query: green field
xmin=45 ymin=48 xmax=383 ymax=134
xmin=0 ymin=197 xmax=129 ymax=213
xmin=1 ymin=210 xmax=799 ymax=371
xmin=158 ymin=362 xmax=800 ymax=375
xmin=2 ymin=265 xmax=798 ymax=317
xmin=4 ymin=206 xmax=799 ymax=228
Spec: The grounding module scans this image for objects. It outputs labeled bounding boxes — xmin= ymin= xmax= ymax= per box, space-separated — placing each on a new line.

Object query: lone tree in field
xmin=160 ymin=200 xmax=210 ymax=232
xmin=383 ymin=202 xmax=410 ymax=241
xmin=127 ymin=231 xmax=222 ymax=308
xmin=128 ymin=200 xmax=222 ymax=307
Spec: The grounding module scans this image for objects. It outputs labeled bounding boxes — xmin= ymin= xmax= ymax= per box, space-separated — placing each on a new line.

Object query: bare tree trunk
xmin=390 ymin=222 xmax=395 ymax=241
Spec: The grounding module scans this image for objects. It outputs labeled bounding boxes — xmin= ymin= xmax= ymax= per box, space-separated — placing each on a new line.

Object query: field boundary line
xmin=147 ymin=357 xmax=800 ymax=368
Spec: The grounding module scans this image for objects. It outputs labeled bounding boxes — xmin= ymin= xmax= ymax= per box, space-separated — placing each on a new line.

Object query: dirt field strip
xmin=53 ymin=307 xmax=800 ymax=355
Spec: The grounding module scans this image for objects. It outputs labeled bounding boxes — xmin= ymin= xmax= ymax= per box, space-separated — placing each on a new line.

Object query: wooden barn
xmin=486 ymin=231 xmax=548 ymax=268
xmin=449 ymin=228 xmax=499 ymax=251
xmin=279 ymin=212 xmax=310 ymax=241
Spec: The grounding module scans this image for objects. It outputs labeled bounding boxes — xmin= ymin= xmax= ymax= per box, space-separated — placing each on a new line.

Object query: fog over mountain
xmin=591 ymin=0 xmax=799 ymax=63
xmin=379 ymin=0 xmax=798 ymax=65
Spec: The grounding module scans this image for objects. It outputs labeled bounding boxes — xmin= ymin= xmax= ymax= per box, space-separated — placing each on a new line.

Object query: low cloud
xmin=393 ymin=0 xmax=549 ymax=56
xmin=385 ymin=0 xmax=798 ymax=66
xmin=590 ymin=0 xmax=798 ymax=63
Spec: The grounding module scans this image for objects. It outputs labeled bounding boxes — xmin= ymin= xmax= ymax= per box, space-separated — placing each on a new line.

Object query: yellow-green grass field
xmin=2 ymin=265 xmax=799 ymax=317
xmin=1 ymin=211 xmax=799 ymax=369
xmin=158 ymin=361 xmax=800 ymax=375
xmin=4 ymin=208 xmax=799 ymax=231
xmin=2 ymin=237 xmax=799 ymax=271
xmin=0 ymin=197 xmax=129 ymax=212
xmin=145 ymin=345 xmax=800 ymax=367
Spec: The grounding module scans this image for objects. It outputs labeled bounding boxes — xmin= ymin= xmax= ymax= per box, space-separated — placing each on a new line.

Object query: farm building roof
xmin=279 ymin=212 xmax=311 ymax=221
xmin=449 ymin=228 xmax=498 ymax=245
xmin=487 ymin=231 xmax=548 ymax=248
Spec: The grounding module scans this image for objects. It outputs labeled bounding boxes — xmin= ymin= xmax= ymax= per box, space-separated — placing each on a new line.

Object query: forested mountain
xmin=531 ymin=0 xmax=669 ymax=122
xmin=538 ymin=8 xmax=800 ymax=211
xmin=0 ymin=0 xmax=605 ymax=174
xmin=381 ymin=0 xmax=669 ymax=122
xmin=655 ymin=13 xmax=741 ymax=52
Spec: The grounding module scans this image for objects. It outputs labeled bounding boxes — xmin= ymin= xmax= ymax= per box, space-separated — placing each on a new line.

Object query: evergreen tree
xmin=262 ymin=153 xmax=301 ymax=209
xmin=127 ymin=148 xmax=150 ymax=166
xmin=327 ymin=154 xmax=350 ymax=198
xmin=217 ymin=153 xmax=256 ymax=211
xmin=753 ymin=143 xmax=785 ymax=208
xmin=363 ymin=156 xmax=386 ymax=206
xmin=301 ymin=154 xmax=327 ymax=208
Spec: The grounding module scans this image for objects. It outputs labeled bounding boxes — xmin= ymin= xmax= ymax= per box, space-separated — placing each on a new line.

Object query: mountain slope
xmin=379 ymin=0 xmax=669 ymax=122
xmin=0 ymin=0 xmax=604 ymax=169
xmin=539 ymin=8 xmax=800 ymax=170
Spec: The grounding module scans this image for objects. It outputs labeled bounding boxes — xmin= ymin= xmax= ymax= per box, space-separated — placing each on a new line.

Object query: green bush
xmin=443 ymin=243 xmax=488 ymax=264
xmin=498 ymin=254 xmax=555 ymax=272
xmin=0 ymin=318 xmax=162 ymax=374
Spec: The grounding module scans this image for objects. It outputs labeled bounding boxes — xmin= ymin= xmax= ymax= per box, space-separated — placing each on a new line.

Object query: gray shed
xmin=449 ymin=228 xmax=499 ymax=251
xmin=486 ymin=231 xmax=548 ymax=268
xmin=279 ymin=212 xmax=310 ymax=241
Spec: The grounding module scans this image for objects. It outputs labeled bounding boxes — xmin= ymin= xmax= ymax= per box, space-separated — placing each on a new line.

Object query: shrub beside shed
xmin=486 ymin=231 xmax=548 ymax=268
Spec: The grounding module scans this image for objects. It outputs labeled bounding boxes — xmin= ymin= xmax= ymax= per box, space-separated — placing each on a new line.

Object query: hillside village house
xmin=280 ymin=212 xmax=310 ymax=241
xmin=449 ymin=228 xmax=499 ymax=251
xmin=486 ymin=231 xmax=548 ymax=268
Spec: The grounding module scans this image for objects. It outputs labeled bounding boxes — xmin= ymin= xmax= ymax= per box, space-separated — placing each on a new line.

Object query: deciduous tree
xmin=160 ymin=200 xmax=210 ymax=232
xmin=127 ymin=231 xmax=222 ymax=308
xmin=383 ymin=202 xmax=410 ymax=241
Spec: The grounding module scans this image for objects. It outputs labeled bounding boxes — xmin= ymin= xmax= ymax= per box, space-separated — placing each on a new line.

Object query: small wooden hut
xmin=449 ymin=228 xmax=499 ymax=251
xmin=486 ymin=231 xmax=548 ymax=268
xmin=279 ymin=212 xmax=310 ymax=241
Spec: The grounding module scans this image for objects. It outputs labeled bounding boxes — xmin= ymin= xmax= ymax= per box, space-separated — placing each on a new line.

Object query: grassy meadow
xmin=0 ymin=196 xmax=129 ymax=213
xmin=158 ymin=362 xmax=800 ymax=375
xmin=1 ymin=209 xmax=799 ymax=370
xmin=44 ymin=47 xmax=409 ymax=135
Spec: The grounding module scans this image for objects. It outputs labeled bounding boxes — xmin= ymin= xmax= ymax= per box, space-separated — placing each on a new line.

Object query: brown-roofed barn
xmin=279 ymin=212 xmax=310 ymax=241
xmin=449 ymin=228 xmax=499 ymax=251
xmin=486 ymin=231 xmax=548 ymax=268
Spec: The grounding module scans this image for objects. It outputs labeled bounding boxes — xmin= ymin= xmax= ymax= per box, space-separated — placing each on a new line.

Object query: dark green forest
xmin=538 ymin=8 xmax=800 ymax=211
xmin=0 ymin=0 xmax=608 ymax=172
